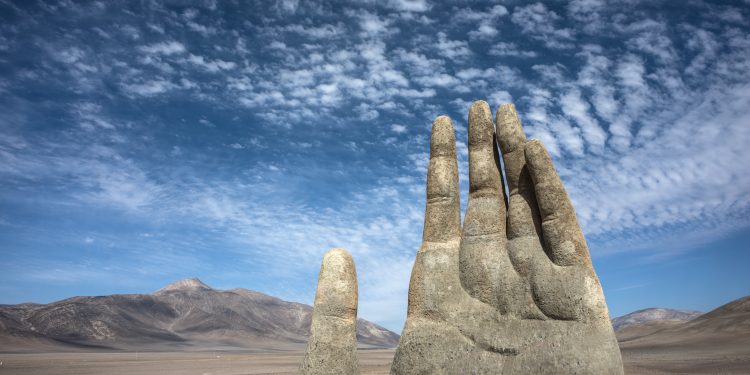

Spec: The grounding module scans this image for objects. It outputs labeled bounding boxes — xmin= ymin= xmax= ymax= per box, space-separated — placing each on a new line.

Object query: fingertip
xmin=431 ymin=115 xmax=456 ymax=158
xmin=322 ymin=248 xmax=356 ymax=277
xmin=497 ymin=103 xmax=516 ymax=120
xmin=321 ymin=247 xmax=357 ymax=289
xmin=432 ymin=115 xmax=454 ymax=135
xmin=524 ymin=139 xmax=549 ymax=180
xmin=470 ymin=99 xmax=491 ymax=112
xmin=525 ymin=138 xmax=543 ymax=151
xmin=496 ymin=103 xmax=527 ymax=153
xmin=468 ymin=100 xmax=494 ymax=148
xmin=433 ymin=114 xmax=451 ymax=125
xmin=425 ymin=117 xmax=460 ymax=243
xmin=524 ymin=139 xmax=547 ymax=163
xmin=323 ymin=247 xmax=353 ymax=264
xmin=317 ymin=248 xmax=358 ymax=317
xmin=469 ymin=100 xmax=492 ymax=123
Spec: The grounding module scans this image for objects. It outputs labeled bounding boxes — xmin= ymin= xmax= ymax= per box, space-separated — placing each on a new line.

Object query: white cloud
xmin=489 ymin=42 xmax=538 ymax=58
xmin=395 ymin=49 xmax=445 ymax=77
xmin=415 ymin=73 xmax=459 ymax=88
xmin=227 ymin=76 xmax=253 ymax=91
xmin=714 ymin=5 xmax=744 ymax=24
xmin=283 ymin=23 xmax=344 ymax=39
xmin=455 ymin=4 xmax=508 ymax=22
xmin=470 ymin=23 xmax=498 ymax=39
xmin=358 ymin=11 xmax=395 ymax=36
xmin=488 ymin=90 xmax=512 ymax=105
xmin=391 ymin=124 xmax=407 ymax=133
xmin=524 ymin=88 xmax=584 ymax=156
xmin=277 ymin=0 xmax=299 ymax=13
xmin=360 ymin=41 xmax=410 ymax=89
xmin=51 ymin=47 xmax=85 ymax=64
xmin=239 ymin=90 xmax=286 ymax=107
xmin=72 ymin=102 xmax=116 ymax=130
xmin=122 ymin=79 xmax=176 ymax=96
xmin=569 ymin=83 xmax=750 ymax=252
xmin=684 ymin=26 xmax=721 ymax=77
xmin=139 ymin=41 xmax=186 ymax=55
xmin=559 ymin=88 xmax=607 ymax=151
xmin=454 ymin=5 xmax=508 ymax=40
xmin=616 ymin=54 xmax=647 ymax=89
xmin=355 ymin=102 xmax=379 ymax=120
xmin=627 ymin=29 xmax=676 ymax=63
xmin=268 ymin=41 xmax=287 ymax=50
xmin=511 ymin=3 xmax=575 ymax=49
xmin=567 ymin=0 xmax=606 ymax=32
xmin=434 ymin=32 xmax=471 ymax=60
xmin=81 ymin=162 xmax=162 ymax=212
xmin=186 ymin=54 xmax=236 ymax=72
xmin=456 ymin=68 xmax=494 ymax=81
xmin=387 ymin=0 xmax=429 ymax=12
xmin=186 ymin=21 xmax=216 ymax=36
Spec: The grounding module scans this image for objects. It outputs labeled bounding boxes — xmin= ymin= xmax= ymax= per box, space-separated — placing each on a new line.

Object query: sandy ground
xmin=621 ymin=347 xmax=750 ymax=374
xmin=0 ymin=349 xmax=394 ymax=375
xmin=2 ymin=348 xmax=749 ymax=374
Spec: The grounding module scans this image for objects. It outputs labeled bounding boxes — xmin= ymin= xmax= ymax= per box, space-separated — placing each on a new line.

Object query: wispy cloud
xmin=612 ymin=283 xmax=649 ymax=292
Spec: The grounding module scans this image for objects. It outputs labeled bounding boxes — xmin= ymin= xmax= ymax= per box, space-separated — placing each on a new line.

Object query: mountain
xmin=618 ymin=295 xmax=750 ymax=373
xmin=0 ymin=278 xmax=399 ymax=352
xmin=629 ymin=295 xmax=750 ymax=344
xmin=617 ymin=296 xmax=750 ymax=362
xmin=612 ymin=307 xmax=702 ymax=331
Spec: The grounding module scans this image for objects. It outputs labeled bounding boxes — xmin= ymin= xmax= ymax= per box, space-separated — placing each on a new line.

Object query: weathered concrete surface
xmin=391 ymin=102 xmax=623 ymax=374
xmin=300 ymin=248 xmax=359 ymax=375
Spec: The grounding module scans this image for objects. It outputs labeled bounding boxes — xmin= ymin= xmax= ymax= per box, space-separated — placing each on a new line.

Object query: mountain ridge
xmin=616 ymin=295 xmax=750 ymax=347
xmin=612 ymin=307 xmax=703 ymax=331
xmin=0 ymin=278 xmax=399 ymax=353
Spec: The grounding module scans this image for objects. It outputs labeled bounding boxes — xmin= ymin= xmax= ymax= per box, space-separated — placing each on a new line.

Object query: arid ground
xmin=0 ymin=349 xmax=392 ymax=375
xmin=1 ymin=348 xmax=750 ymax=374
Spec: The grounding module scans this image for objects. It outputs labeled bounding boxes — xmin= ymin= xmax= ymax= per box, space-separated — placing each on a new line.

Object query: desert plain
xmin=1 ymin=346 xmax=750 ymax=375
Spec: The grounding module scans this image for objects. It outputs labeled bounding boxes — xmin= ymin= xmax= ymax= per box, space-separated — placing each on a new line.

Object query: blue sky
xmin=1 ymin=0 xmax=749 ymax=332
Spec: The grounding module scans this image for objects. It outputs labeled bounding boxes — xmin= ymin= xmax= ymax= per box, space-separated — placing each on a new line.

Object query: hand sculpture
xmin=391 ymin=102 xmax=623 ymax=374
xmin=300 ymin=248 xmax=359 ymax=375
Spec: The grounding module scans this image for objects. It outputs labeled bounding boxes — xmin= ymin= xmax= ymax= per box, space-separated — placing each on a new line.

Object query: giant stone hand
xmin=391 ymin=102 xmax=623 ymax=374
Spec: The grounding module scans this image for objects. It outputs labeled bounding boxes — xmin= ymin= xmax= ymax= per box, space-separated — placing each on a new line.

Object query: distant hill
xmin=612 ymin=307 xmax=702 ymax=331
xmin=623 ymin=295 xmax=750 ymax=345
xmin=618 ymin=295 xmax=750 ymax=372
xmin=0 ymin=278 xmax=399 ymax=352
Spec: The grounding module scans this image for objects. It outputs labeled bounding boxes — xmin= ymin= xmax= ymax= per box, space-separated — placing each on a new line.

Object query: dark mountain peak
xmin=154 ymin=278 xmax=213 ymax=294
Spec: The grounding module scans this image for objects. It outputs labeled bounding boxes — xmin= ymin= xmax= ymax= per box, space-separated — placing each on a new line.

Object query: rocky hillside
xmin=617 ymin=295 xmax=750 ymax=347
xmin=0 ymin=278 xmax=399 ymax=352
xmin=612 ymin=307 xmax=702 ymax=331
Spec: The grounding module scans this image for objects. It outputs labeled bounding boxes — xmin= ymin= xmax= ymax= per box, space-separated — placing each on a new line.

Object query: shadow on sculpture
xmin=300 ymin=102 xmax=624 ymax=374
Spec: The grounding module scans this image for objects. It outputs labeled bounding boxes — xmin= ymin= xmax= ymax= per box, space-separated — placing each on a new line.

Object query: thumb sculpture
xmin=299 ymin=248 xmax=359 ymax=375
xmin=390 ymin=101 xmax=623 ymax=374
